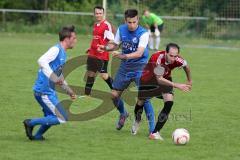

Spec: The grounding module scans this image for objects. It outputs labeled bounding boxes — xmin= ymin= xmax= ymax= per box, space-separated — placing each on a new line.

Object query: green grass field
xmin=0 ymin=32 xmax=239 ymax=160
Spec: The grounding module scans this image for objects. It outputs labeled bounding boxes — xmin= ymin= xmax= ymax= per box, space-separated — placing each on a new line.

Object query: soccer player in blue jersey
xmin=23 ymin=25 xmax=77 ymax=140
xmin=98 ymin=9 xmax=155 ymax=134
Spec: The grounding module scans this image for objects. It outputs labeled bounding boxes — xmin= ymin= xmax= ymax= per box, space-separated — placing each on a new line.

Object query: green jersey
xmin=142 ymin=13 xmax=163 ymax=26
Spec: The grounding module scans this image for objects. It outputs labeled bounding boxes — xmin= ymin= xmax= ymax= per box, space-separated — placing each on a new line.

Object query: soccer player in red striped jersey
xmin=131 ymin=43 xmax=192 ymax=140
xmin=84 ymin=6 xmax=115 ymax=95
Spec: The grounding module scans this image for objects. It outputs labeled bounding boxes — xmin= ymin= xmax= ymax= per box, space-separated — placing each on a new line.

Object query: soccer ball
xmin=172 ymin=128 xmax=190 ymax=145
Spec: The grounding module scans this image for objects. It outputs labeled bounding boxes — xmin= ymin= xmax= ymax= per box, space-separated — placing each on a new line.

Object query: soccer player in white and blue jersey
xmin=23 ymin=25 xmax=77 ymax=140
xmin=98 ymin=9 xmax=155 ymax=134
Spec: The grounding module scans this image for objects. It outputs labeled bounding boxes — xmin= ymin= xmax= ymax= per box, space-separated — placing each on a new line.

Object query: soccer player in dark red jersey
xmin=84 ymin=6 xmax=115 ymax=95
xmin=132 ymin=43 xmax=192 ymax=140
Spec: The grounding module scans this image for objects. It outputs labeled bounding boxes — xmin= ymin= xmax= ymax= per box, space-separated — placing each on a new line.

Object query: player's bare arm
xmin=59 ymin=74 xmax=77 ymax=100
xmin=112 ymin=47 xmax=145 ymax=59
xmin=183 ymin=65 xmax=192 ymax=86
xmin=156 ymin=75 xmax=191 ymax=92
xmin=97 ymin=42 xmax=119 ymax=52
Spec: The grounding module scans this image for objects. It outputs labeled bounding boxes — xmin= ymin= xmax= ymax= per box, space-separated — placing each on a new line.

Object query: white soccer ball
xmin=172 ymin=128 xmax=190 ymax=145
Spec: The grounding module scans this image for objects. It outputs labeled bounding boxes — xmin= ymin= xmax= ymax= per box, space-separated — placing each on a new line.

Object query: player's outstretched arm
xmin=183 ymin=65 xmax=192 ymax=86
xmin=156 ymin=75 xmax=191 ymax=92
xmin=112 ymin=47 xmax=145 ymax=60
xmin=97 ymin=42 xmax=118 ymax=52
xmin=61 ymin=82 xmax=77 ymax=100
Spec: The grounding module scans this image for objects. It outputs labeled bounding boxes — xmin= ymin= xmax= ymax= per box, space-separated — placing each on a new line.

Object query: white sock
xmin=149 ymin=35 xmax=154 ymax=49
xmin=155 ymin=36 xmax=160 ymax=50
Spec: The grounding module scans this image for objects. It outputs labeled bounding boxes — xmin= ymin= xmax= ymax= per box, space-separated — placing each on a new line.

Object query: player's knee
xmin=100 ymin=73 xmax=108 ymax=80
xmin=87 ymin=71 xmax=96 ymax=77
xmin=111 ymin=91 xmax=119 ymax=100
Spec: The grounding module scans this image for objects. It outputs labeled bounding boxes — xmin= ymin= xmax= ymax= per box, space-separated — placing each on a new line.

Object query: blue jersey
xmin=33 ymin=44 xmax=67 ymax=94
xmin=118 ymin=24 xmax=149 ymax=74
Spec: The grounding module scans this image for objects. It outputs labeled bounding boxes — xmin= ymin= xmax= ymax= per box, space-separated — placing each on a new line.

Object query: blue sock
xmin=34 ymin=125 xmax=51 ymax=138
xmin=29 ymin=115 xmax=60 ymax=127
xmin=112 ymin=98 xmax=126 ymax=115
xmin=144 ymin=100 xmax=155 ymax=133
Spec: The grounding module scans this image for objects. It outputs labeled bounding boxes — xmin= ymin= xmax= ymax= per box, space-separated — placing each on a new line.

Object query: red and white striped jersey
xmin=88 ymin=20 xmax=114 ymax=61
xmin=140 ymin=50 xmax=187 ymax=83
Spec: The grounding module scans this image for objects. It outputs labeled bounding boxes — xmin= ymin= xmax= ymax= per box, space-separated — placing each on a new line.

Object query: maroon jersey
xmin=141 ymin=51 xmax=187 ymax=84
xmin=88 ymin=20 xmax=113 ymax=61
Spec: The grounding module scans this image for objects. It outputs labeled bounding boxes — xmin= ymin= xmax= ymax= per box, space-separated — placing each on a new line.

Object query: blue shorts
xmin=112 ymin=70 xmax=142 ymax=91
xmin=34 ymin=92 xmax=68 ymax=123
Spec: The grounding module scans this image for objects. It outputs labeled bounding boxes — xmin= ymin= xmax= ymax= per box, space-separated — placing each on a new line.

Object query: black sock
xmin=134 ymin=103 xmax=144 ymax=122
xmin=153 ymin=101 xmax=173 ymax=133
xmin=85 ymin=76 xmax=95 ymax=95
xmin=104 ymin=76 xmax=113 ymax=89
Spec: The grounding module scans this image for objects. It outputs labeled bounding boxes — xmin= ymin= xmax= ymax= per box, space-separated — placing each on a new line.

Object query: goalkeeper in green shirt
xmin=142 ymin=10 xmax=164 ymax=50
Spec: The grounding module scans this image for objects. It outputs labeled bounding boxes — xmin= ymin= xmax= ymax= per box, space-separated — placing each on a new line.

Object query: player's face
xmin=125 ymin=16 xmax=139 ymax=31
xmin=66 ymin=32 xmax=77 ymax=49
xmin=94 ymin=8 xmax=104 ymax=22
xmin=166 ymin=47 xmax=179 ymax=64
xmin=144 ymin=11 xmax=150 ymax=17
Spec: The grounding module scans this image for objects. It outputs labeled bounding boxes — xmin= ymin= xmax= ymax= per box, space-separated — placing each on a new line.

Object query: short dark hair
xmin=166 ymin=43 xmax=180 ymax=53
xmin=94 ymin=6 xmax=104 ymax=12
xmin=59 ymin=25 xmax=75 ymax=41
xmin=124 ymin=9 xmax=138 ymax=19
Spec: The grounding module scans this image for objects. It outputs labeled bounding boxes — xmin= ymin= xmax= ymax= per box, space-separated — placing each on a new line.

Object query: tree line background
xmin=0 ymin=0 xmax=239 ymax=39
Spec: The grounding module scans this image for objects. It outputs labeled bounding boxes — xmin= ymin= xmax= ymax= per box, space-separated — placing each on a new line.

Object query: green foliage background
xmin=0 ymin=0 xmax=239 ymax=39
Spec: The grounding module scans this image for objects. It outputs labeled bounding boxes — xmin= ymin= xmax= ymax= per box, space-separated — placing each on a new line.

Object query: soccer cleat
xmin=131 ymin=120 xmax=141 ymax=135
xmin=116 ymin=112 xmax=129 ymax=130
xmin=23 ymin=119 xmax=33 ymax=140
xmin=149 ymin=132 xmax=164 ymax=141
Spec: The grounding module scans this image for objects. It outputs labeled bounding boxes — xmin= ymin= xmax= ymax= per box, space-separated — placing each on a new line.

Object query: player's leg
xmin=99 ymin=60 xmax=113 ymax=89
xmin=149 ymin=25 xmax=155 ymax=50
xmin=27 ymin=93 xmax=67 ymax=140
xmin=155 ymin=35 xmax=160 ymax=50
xmin=149 ymin=93 xmax=173 ymax=140
xmin=155 ymin=24 xmax=163 ymax=50
xmin=85 ymin=56 xmax=98 ymax=95
xmin=153 ymin=93 xmax=173 ymax=133
xmin=133 ymin=78 xmax=156 ymax=134
xmin=112 ymin=71 xmax=131 ymax=130
xmin=111 ymin=89 xmax=129 ymax=130
xmin=131 ymin=99 xmax=144 ymax=135
xmin=143 ymin=99 xmax=155 ymax=133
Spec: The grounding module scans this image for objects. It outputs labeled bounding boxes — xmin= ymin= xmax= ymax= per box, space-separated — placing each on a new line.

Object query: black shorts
xmin=150 ymin=23 xmax=164 ymax=33
xmin=138 ymin=77 xmax=173 ymax=100
xmin=86 ymin=56 xmax=108 ymax=73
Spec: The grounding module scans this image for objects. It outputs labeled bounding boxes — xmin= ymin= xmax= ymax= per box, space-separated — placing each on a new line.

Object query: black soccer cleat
xmin=23 ymin=119 xmax=33 ymax=140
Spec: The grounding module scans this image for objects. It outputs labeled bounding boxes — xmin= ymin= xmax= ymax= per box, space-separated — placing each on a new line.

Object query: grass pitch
xmin=0 ymin=32 xmax=239 ymax=160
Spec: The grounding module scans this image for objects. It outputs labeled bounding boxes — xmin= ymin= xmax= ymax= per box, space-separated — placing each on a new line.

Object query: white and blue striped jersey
xmin=114 ymin=24 xmax=149 ymax=74
xmin=33 ymin=43 xmax=67 ymax=94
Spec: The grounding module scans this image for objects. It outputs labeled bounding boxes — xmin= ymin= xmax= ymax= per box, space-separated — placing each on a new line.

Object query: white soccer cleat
xmin=131 ymin=120 xmax=141 ymax=135
xmin=149 ymin=132 xmax=164 ymax=141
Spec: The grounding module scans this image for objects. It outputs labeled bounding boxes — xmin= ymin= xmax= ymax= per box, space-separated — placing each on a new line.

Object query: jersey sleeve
xmin=175 ymin=57 xmax=188 ymax=68
xmin=38 ymin=46 xmax=59 ymax=78
xmin=138 ymin=32 xmax=149 ymax=48
xmin=104 ymin=30 xmax=114 ymax=41
xmin=114 ymin=28 xmax=121 ymax=45
xmin=104 ymin=21 xmax=114 ymax=41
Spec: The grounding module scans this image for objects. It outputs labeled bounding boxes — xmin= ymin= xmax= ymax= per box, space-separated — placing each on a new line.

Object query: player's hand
xmin=174 ymin=83 xmax=191 ymax=92
xmin=85 ymin=48 xmax=90 ymax=54
xmin=112 ymin=51 xmax=127 ymax=59
xmin=55 ymin=77 xmax=64 ymax=85
xmin=97 ymin=45 xmax=105 ymax=52
xmin=69 ymin=92 xmax=77 ymax=100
